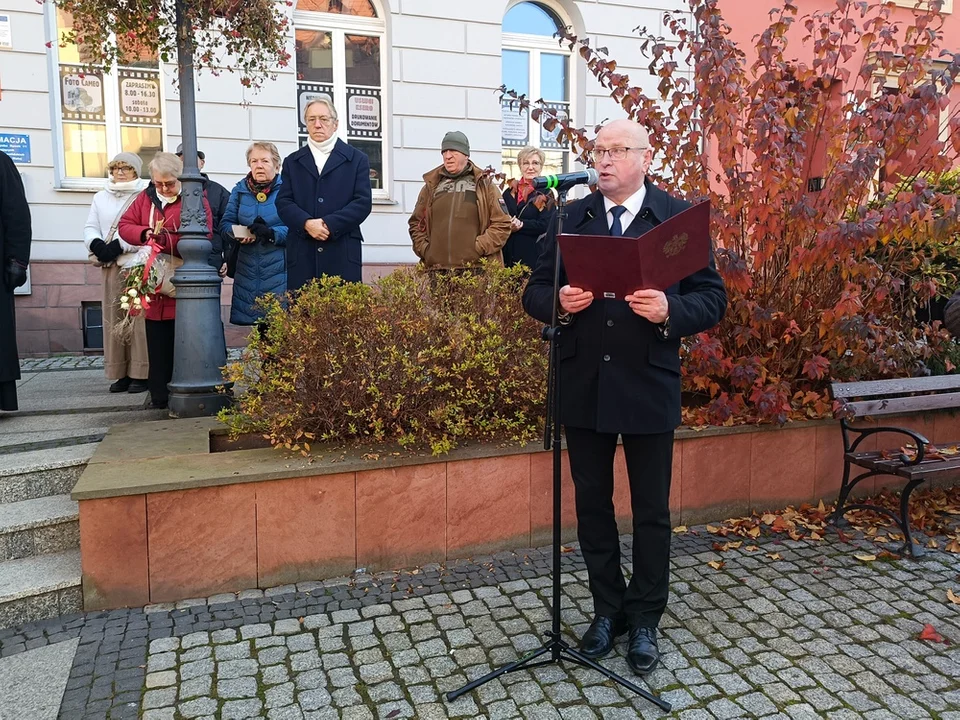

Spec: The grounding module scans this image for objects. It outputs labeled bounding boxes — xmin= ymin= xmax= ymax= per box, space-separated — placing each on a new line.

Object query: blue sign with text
xmin=0 ymin=134 xmax=31 ymax=163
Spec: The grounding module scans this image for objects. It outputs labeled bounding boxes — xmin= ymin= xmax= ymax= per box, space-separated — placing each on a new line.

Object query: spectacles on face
xmin=154 ymin=180 xmax=179 ymax=191
xmin=110 ymin=165 xmax=135 ymax=174
xmin=590 ymin=146 xmax=647 ymax=162
xmin=520 ymin=159 xmax=542 ymax=168
xmin=306 ymin=115 xmax=336 ymax=126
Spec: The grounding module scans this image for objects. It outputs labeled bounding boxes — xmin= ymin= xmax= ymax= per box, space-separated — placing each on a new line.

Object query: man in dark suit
xmin=276 ymin=94 xmax=373 ymax=291
xmin=522 ymin=119 xmax=726 ymax=675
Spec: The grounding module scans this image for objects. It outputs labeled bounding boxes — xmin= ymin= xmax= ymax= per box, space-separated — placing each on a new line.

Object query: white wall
xmin=1 ymin=0 xmax=685 ymax=266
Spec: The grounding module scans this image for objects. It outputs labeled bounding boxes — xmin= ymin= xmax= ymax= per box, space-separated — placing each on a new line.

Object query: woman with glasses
xmin=118 ymin=152 xmax=213 ymax=410
xmin=502 ymin=146 xmax=556 ymax=270
xmin=84 ymin=152 xmax=149 ymax=394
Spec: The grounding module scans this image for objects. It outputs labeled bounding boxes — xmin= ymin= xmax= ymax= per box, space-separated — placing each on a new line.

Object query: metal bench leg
xmin=829 ymin=467 xmax=883 ymax=526
xmin=898 ymin=479 xmax=926 ymax=559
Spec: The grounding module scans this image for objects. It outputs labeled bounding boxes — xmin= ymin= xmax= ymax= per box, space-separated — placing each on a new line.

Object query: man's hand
xmin=4 ymin=259 xmax=27 ymax=291
xmin=559 ymin=285 xmax=594 ymax=314
xmin=218 ymin=263 xmax=228 ymax=278
xmin=625 ymin=289 xmax=669 ymax=323
xmin=510 ymin=217 xmax=523 ymax=231
xmin=305 ymin=218 xmax=330 ymax=241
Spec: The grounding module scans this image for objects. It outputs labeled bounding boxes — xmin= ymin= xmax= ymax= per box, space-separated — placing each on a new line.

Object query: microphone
xmin=531 ymin=168 xmax=598 ymax=192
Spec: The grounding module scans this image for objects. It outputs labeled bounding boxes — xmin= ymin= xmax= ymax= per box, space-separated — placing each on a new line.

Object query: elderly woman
xmin=502 ymin=146 xmax=557 ymax=270
xmin=276 ymin=94 xmax=372 ymax=290
xmin=221 ymin=142 xmax=288 ymax=329
xmin=118 ymin=152 xmax=213 ymax=410
xmin=84 ymin=152 xmax=148 ymax=394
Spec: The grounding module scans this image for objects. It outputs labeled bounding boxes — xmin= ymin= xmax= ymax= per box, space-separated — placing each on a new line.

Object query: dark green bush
xmin=220 ymin=262 xmax=549 ymax=455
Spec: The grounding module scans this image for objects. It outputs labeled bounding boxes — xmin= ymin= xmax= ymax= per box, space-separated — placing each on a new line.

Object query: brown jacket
xmin=408 ymin=162 xmax=512 ymax=268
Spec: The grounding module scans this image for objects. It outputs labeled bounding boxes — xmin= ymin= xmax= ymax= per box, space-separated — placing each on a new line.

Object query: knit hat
xmin=108 ymin=152 xmax=143 ymax=177
xmin=441 ymin=131 xmax=470 ymax=157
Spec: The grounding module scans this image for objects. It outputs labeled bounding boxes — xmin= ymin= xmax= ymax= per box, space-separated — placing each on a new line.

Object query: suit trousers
xmin=564 ymin=426 xmax=674 ymax=628
xmin=145 ymin=319 xmax=175 ymax=404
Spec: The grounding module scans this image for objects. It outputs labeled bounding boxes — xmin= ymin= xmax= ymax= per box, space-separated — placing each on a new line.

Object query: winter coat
xmin=118 ymin=185 xmax=213 ymax=321
xmin=276 ymin=139 xmax=372 ymax=291
xmin=522 ymin=181 xmax=727 ymax=435
xmin=202 ymin=174 xmax=230 ymax=270
xmin=0 ymin=151 xmax=31 ymax=389
xmin=408 ymin=162 xmax=512 ymax=269
xmin=220 ymin=176 xmax=288 ymax=325
xmin=502 ymin=186 xmax=557 ymax=270
xmin=83 ymin=178 xmax=147 ymax=264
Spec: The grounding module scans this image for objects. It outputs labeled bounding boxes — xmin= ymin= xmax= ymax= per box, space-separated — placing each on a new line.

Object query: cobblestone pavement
xmin=19 ymin=349 xmax=243 ymax=373
xmin=1 ymin=529 xmax=958 ymax=719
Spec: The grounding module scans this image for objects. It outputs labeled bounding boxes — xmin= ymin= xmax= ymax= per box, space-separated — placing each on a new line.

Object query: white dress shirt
xmin=603 ymin=185 xmax=647 ymax=233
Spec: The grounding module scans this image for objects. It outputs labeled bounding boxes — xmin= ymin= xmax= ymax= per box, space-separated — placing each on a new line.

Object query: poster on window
xmin=120 ymin=75 xmax=161 ymax=120
xmin=348 ymin=94 xmax=380 ymax=133
xmin=540 ymin=106 xmax=569 ymax=148
xmin=501 ymin=103 xmax=529 ymax=146
xmin=61 ymin=67 xmax=104 ymax=118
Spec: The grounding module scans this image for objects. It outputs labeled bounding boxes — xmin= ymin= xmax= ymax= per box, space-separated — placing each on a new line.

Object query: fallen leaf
xmin=745 ymin=545 xmax=760 ymax=552
xmin=928 ymin=539 xmax=939 ymax=549
xmin=948 ymin=589 xmax=960 ymax=606
xmin=761 ymin=513 xmax=777 ymax=525
xmin=748 ymin=526 xmax=761 ymax=538
xmin=707 ymin=560 xmax=725 ymax=570
xmin=918 ymin=624 xmax=947 ymax=644
xmin=672 ymin=525 xmax=688 ymax=534
xmin=854 ymin=554 xmax=877 ymax=562
xmin=706 ymin=525 xmax=722 ymax=534
xmin=560 ymin=545 xmax=574 ymax=553
xmin=810 ymin=531 xmax=823 ymax=541
xmin=767 ymin=552 xmax=782 ymax=560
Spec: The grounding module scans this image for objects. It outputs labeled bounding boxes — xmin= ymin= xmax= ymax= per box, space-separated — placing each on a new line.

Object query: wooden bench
xmin=829 ymin=375 xmax=960 ymax=557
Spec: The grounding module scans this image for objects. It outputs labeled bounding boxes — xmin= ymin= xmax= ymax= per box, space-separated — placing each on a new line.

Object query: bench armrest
xmin=844 ymin=422 xmax=930 ymax=465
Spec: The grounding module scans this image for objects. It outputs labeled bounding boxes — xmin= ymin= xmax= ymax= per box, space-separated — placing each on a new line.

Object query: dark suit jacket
xmin=522 ymin=180 xmax=727 ymax=435
xmin=276 ymin=139 xmax=372 ymax=291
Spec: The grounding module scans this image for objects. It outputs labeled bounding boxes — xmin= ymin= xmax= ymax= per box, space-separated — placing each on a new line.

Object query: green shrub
xmin=219 ymin=262 xmax=549 ymax=455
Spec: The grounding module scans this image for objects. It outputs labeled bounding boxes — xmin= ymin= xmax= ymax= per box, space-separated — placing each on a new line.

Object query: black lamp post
xmin=167 ymin=0 xmax=231 ymax=417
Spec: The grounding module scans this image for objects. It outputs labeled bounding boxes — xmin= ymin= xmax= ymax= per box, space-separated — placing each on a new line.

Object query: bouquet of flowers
xmin=112 ymin=218 xmax=183 ymax=341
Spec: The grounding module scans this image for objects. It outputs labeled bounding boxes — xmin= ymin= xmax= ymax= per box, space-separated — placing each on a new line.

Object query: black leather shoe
xmin=626 ymin=626 xmax=660 ymax=675
xmin=579 ymin=615 xmax=626 ymax=659
xmin=109 ymin=377 xmax=131 ymax=393
xmin=127 ymin=380 xmax=149 ymax=394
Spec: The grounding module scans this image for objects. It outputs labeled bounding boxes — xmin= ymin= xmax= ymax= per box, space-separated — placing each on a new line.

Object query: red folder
xmin=557 ymin=201 xmax=711 ymax=299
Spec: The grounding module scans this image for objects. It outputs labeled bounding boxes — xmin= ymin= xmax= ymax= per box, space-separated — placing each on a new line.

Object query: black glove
xmin=89 ymin=238 xmax=108 ymax=261
xmin=5 ymin=258 xmax=27 ymax=291
xmin=101 ymin=240 xmax=123 ymax=262
xmin=248 ymin=218 xmax=275 ymax=244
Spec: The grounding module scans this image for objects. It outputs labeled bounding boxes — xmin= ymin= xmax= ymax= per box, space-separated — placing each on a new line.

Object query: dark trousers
xmin=564 ymin=426 xmax=674 ymax=628
xmin=145 ymin=319 xmax=176 ymax=404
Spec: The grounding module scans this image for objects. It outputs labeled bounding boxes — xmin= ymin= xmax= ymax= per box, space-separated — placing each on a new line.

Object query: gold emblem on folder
xmin=663 ymin=232 xmax=688 ymax=257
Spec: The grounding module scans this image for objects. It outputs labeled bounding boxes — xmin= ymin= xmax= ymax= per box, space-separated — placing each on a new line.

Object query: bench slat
xmin=843 ymin=392 xmax=960 ymax=417
xmin=831 ymin=375 xmax=960 ymax=399
xmin=845 ymin=450 xmax=960 ymax=479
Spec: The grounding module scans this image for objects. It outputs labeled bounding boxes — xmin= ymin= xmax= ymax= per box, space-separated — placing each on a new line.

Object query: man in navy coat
xmin=523 ymin=120 xmax=726 ymax=675
xmin=276 ymin=94 xmax=372 ymax=291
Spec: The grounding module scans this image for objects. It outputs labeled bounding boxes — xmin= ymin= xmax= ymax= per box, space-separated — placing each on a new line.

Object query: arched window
xmin=501 ymin=2 xmax=572 ymax=178
xmin=294 ymin=0 xmax=387 ymax=195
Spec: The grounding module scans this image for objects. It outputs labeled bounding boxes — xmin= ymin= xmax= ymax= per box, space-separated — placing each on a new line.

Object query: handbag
xmin=225 ymin=237 xmax=241 ymax=279
xmin=88 ymin=192 xmax=139 ymax=268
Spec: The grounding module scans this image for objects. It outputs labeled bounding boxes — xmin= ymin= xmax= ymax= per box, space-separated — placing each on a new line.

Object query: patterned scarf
xmin=245 ymin=173 xmax=274 ymax=202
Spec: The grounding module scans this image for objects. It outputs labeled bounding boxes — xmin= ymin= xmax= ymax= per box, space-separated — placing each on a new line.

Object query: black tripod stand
xmin=445 ymin=189 xmax=671 ymax=712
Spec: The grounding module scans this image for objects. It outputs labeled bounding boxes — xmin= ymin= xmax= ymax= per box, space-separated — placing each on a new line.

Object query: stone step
xmin=0 ymin=495 xmax=80 ymax=562
xmin=0 ymin=444 xmax=97 ymax=505
xmin=0 ymin=549 xmax=82 ymax=629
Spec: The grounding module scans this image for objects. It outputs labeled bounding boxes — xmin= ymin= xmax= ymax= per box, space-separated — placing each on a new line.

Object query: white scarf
xmin=307 ymin=134 xmax=338 ymax=174
xmin=105 ymin=177 xmax=142 ymax=197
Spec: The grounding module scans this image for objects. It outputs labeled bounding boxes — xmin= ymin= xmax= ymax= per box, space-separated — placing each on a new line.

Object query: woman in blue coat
xmin=276 ymin=94 xmax=372 ymax=291
xmin=221 ymin=142 xmax=288 ymax=327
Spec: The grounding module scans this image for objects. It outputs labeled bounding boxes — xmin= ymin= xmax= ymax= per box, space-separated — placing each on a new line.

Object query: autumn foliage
xmin=506 ymin=0 xmax=960 ymax=426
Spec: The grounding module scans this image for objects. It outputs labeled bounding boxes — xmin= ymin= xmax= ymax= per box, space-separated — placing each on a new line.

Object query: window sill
xmin=372 ymin=197 xmax=398 ymax=206
xmin=55 ymin=185 xmax=101 ymax=193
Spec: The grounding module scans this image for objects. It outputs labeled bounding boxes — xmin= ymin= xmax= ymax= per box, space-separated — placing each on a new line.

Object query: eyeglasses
xmin=110 ymin=165 xmax=135 ymax=173
xmin=306 ymin=115 xmax=336 ymax=126
xmin=154 ymin=180 xmax=179 ymax=191
xmin=520 ymin=159 xmax=543 ymax=167
xmin=590 ymin=146 xmax=647 ymax=162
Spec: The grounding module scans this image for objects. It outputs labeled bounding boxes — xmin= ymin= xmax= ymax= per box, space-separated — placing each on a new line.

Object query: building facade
xmin=3 ymin=0 xmax=686 ymax=355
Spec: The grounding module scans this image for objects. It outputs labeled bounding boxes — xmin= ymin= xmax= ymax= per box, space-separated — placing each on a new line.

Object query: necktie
xmin=610 ymin=206 xmax=627 ymax=237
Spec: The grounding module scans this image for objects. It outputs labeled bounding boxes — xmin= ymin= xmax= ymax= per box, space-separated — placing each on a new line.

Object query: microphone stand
xmin=445 ymin=187 xmax=671 ymax=713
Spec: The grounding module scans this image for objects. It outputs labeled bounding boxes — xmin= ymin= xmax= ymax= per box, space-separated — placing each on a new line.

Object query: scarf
xmin=105 ymin=177 xmax=142 ymax=197
xmin=307 ymin=134 xmax=338 ymax=174
xmin=245 ymin=173 xmax=274 ymax=202
xmin=516 ymin=177 xmax=535 ymax=205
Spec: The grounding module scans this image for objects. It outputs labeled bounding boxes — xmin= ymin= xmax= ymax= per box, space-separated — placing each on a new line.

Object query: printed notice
xmin=0 ymin=133 xmax=30 ymax=163
xmin=348 ymin=95 xmax=380 ymax=132
xmin=501 ymin=105 xmax=529 ymax=142
xmin=120 ymin=77 xmax=160 ymax=117
xmin=0 ymin=14 xmax=11 ymax=49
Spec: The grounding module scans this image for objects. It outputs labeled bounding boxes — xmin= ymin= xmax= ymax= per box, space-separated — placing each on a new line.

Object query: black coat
xmin=522 ymin=181 xmax=727 ymax=435
xmin=276 ymin=140 xmax=372 ymax=291
xmin=502 ymin=187 xmax=556 ymax=270
xmin=202 ymin=174 xmax=230 ymax=270
xmin=0 ymin=151 xmax=32 ymax=392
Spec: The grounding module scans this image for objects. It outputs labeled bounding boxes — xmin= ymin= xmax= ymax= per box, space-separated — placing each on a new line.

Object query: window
xmin=294 ymin=0 xmax=387 ymax=195
xmin=891 ymin=0 xmax=953 ymax=13
xmin=501 ymin=2 xmax=573 ymax=179
xmin=49 ymin=9 xmax=164 ymax=186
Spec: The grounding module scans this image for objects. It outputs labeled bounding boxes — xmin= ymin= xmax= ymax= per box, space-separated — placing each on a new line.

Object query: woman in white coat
xmin=84 ymin=152 xmax=149 ymax=393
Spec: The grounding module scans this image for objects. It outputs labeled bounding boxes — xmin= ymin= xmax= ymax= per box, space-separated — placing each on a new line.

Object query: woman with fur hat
xmin=84 ymin=152 xmax=149 ymax=394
